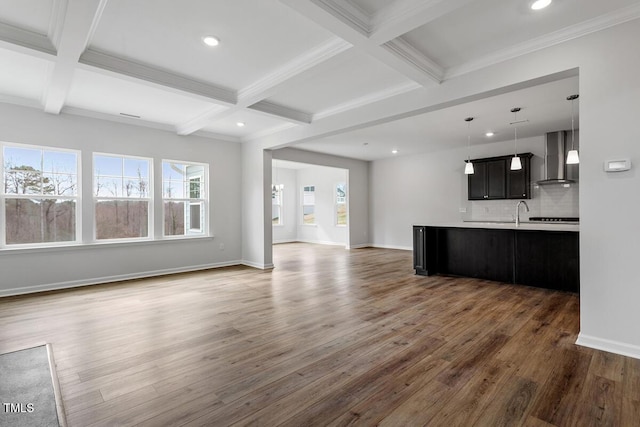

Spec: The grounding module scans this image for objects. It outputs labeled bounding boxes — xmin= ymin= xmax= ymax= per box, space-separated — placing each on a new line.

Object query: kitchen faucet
xmin=516 ymin=200 xmax=529 ymax=226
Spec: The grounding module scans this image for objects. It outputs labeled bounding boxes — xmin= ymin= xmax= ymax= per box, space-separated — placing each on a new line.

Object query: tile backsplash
xmin=463 ymin=183 xmax=579 ymax=222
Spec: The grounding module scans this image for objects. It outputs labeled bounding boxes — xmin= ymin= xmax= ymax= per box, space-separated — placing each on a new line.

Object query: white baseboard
xmin=242 ymin=260 xmax=275 ymax=269
xmin=348 ymin=243 xmax=371 ymax=249
xmin=370 ymin=244 xmax=412 ymax=251
xmin=576 ymin=333 xmax=640 ymax=360
xmin=0 ymin=261 xmax=243 ymax=298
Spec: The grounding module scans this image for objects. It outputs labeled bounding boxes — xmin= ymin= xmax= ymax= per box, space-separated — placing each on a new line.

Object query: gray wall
xmin=0 ymin=103 xmax=242 ymax=296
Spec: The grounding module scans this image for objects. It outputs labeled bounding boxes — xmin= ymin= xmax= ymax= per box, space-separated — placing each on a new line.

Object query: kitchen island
xmin=413 ymin=222 xmax=579 ymax=292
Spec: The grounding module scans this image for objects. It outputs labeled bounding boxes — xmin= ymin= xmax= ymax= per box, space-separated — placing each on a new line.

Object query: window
xmin=163 ymin=161 xmax=207 ymax=236
xmin=302 ymin=185 xmax=315 ymax=225
xmin=94 ymin=154 xmax=151 ymax=240
xmin=336 ymin=183 xmax=347 ymax=226
xmin=272 ymin=184 xmax=283 ymax=225
xmin=2 ymin=144 xmax=79 ymax=246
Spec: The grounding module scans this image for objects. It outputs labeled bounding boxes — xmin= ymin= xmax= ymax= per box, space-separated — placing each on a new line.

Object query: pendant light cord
xmin=467 ymin=120 xmax=471 ymax=161
xmin=570 ymin=98 xmax=575 ymax=150
xmin=513 ymin=110 xmax=518 ymax=156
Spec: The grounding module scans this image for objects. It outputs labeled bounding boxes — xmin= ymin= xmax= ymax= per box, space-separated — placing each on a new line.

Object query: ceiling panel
xmin=201 ymin=109 xmax=293 ymax=138
xmin=0 ymin=48 xmax=51 ymax=102
xmin=295 ymin=76 xmax=579 ymax=161
xmin=65 ymin=69 xmax=217 ymax=126
xmin=89 ymin=0 xmax=335 ymax=91
xmin=0 ymin=0 xmax=54 ymax=34
xmin=265 ymin=49 xmax=413 ymax=115
xmin=402 ymin=0 xmax=639 ymax=69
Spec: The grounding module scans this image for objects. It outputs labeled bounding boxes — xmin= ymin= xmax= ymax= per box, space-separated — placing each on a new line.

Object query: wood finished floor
xmin=1 ymin=243 xmax=639 ymax=426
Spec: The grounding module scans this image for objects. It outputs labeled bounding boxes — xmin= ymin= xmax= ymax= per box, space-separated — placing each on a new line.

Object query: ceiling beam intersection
xmin=175 ymin=37 xmax=350 ymax=135
xmin=43 ymin=0 xmax=109 ymax=114
xmin=281 ymin=0 xmax=445 ymax=86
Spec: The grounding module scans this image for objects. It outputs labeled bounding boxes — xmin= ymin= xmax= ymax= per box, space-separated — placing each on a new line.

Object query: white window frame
xmin=93 ymin=152 xmax=153 ymax=242
xmin=1 ymin=141 xmax=81 ymax=249
xmin=302 ymin=185 xmax=316 ymax=226
xmin=335 ymin=182 xmax=347 ymax=227
xmin=188 ymin=175 xmax=203 ymax=233
xmin=272 ymin=183 xmax=284 ymax=227
xmin=162 ymin=159 xmax=209 ymax=238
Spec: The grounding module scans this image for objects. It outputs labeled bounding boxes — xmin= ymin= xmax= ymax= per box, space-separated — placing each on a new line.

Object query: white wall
xmin=0 ymin=103 xmax=242 ymax=296
xmin=241 ymin=141 xmax=272 ymax=269
xmin=295 ymin=165 xmax=348 ymax=246
xmin=575 ymin=21 xmax=640 ymax=358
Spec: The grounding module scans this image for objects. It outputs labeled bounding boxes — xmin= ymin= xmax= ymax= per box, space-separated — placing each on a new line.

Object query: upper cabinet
xmin=468 ymin=153 xmax=533 ymax=201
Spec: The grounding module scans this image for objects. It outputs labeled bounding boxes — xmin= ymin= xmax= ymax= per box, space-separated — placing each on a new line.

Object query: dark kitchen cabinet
xmin=413 ymin=226 xmax=438 ymax=276
xmin=439 ymin=227 xmax=514 ymax=283
xmin=507 ymin=154 xmax=533 ymax=199
xmin=468 ymin=153 xmax=532 ymax=200
xmin=468 ymin=159 xmax=506 ymax=200
xmin=515 ymin=230 xmax=579 ymax=292
xmin=413 ymin=226 xmax=427 ymax=274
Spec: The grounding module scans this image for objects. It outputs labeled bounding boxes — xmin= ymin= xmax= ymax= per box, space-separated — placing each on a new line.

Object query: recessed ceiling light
xmin=392 ymin=149 xmax=398 ymax=154
xmin=485 ymin=132 xmax=495 ymax=137
xmin=531 ymin=0 xmax=551 ymax=10
xmin=236 ymin=122 xmax=245 ymax=127
xmin=202 ymin=36 xmax=220 ymax=47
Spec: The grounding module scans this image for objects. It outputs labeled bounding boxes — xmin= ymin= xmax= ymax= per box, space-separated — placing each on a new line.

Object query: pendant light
xmin=464 ymin=117 xmax=475 ymax=175
xmin=566 ymin=94 xmax=580 ymax=164
xmin=510 ymin=107 xmax=522 ymax=171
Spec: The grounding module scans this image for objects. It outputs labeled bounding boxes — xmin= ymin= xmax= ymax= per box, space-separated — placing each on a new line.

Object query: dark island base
xmin=413 ymin=226 xmax=579 ymax=293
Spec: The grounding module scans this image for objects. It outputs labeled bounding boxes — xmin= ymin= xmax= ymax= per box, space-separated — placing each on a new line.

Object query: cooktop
xmin=529 ymin=217 xmax=579 ymax=222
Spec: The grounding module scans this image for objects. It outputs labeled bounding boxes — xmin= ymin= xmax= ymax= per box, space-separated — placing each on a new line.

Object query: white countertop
xmin=419 ymin=221 xmax=579 ymax=232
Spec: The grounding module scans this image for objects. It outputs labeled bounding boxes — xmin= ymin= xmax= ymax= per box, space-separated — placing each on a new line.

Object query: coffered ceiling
xmin=0 ymin=0 xmax=639 ymax=159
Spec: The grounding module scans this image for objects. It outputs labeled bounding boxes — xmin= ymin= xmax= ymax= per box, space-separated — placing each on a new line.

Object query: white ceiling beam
xmin=368 ymin=0 xmax=477 ymax=44
xmin=43 ymin=0 xmax=108 ymax=114
xmin=175 ymin=37 xmax=350 ymax=135
xmin=79 ymin=49 xmax=237 ymax=104
xmin=248 ymin=101 xmax=312 ymax=124
xmin=281 ymin=0 xmax=443 ymax=86
xmin=0 ymin=22 xmax=56 ymax=58
xmin=238 ymin=37 xmax=351 ymax=105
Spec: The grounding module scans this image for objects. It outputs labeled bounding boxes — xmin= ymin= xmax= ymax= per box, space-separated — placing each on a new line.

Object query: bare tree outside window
xmin=2 ymin=146 xmax=78 ymax=245
xmin=94 ymin=154 xmax=150 ymax=240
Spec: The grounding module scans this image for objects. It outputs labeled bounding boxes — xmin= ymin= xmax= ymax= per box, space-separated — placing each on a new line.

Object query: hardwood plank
xmin=0 ymin=243 xmax=638 ymax=426
xmin=474 ymin=376 xmax=538 ymax=427
xmin=529 ymin=348 xmax=593 ymax=425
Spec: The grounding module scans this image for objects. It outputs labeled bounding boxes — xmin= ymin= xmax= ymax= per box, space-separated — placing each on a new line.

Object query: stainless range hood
xmin=536 ymin=130 xmax=579 ymax=185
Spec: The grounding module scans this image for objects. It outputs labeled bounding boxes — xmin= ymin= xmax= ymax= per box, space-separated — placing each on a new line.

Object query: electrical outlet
xmin=459 ymin=207 xmax=467 ymax=213
xmin=219 ymin=243 xmax=225 ymax=251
